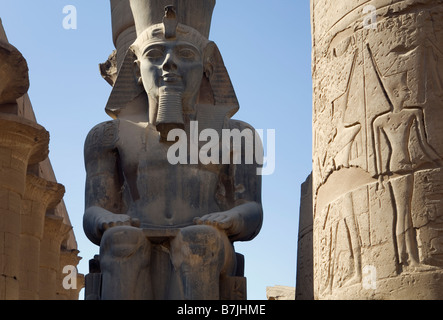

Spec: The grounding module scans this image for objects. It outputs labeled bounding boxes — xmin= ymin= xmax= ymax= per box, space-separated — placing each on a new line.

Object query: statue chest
xmin=115 ymin=123 xmax=228 ymax=225
xmin=116 ymin=122 xmax=227 ymax=204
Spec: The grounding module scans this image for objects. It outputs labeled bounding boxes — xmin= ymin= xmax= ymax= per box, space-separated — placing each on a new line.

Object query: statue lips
xmin=162 ymin=73 xmax=182 ymax=84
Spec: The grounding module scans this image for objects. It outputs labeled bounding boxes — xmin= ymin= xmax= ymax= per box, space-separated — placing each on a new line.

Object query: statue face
xmin=137 ymin=39 xmax=204 ymax=108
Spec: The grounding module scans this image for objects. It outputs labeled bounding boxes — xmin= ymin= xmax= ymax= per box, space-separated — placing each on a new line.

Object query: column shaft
xmin=312 ymin=0 xmax=443 ymax=299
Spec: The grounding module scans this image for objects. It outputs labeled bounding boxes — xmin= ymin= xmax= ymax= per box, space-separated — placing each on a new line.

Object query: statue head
xmin=130 ymin=5 xmax=212 ymax=137
xmin=129 ymin=0 xmax=215 ymax=139
xmin=105 ymin=0 xmax=239 ymax=140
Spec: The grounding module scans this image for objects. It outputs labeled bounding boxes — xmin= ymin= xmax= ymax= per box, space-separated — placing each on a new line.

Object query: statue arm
xmin=196 ymin=201 xmax=263 ymax=242
xmin=229 ymin=127 xmax=264 ymax=242
xmin=196 ymin=120 xmax=263 ymax=242
xmin=83 ymin=121 xmax=138 ymax=245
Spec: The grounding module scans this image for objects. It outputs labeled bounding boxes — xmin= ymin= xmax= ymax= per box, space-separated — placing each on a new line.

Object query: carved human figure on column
xmin=370 ymin=53 xmax=442 ymax=268
xmin=83 ymin=0 xmax=263 ymax=300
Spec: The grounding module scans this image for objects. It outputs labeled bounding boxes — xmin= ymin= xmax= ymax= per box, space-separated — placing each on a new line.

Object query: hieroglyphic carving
xmin=368 ymin=45 xmax=443 ymax=268
xmin=312 ymin=0 xmax=443 ymax=299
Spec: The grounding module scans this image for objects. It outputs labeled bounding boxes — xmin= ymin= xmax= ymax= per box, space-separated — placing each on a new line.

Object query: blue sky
xmin=0 ymin=0 xmax=312 ymax=300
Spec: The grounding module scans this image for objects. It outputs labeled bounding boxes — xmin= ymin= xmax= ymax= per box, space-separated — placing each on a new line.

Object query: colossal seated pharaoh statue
xmin=83 ymin=0 xmax=263 ymax=300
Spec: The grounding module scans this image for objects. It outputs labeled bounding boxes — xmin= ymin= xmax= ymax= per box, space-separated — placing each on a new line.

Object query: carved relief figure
xmin=83 ymin=1 xmax=263 ymax=300
xmin=369 ymin=45 xmax=442 ymax=268
xmin=327 ymin=51 xmax=362 ymax=175
xmin=319 ymin=193 xmax=362 ymax=295
xmin=311 ymin=1 xmax=443 ymax=300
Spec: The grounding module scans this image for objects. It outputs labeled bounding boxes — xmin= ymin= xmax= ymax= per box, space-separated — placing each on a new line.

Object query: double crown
xmin=130 ymin=0 xmax=216 ymax=40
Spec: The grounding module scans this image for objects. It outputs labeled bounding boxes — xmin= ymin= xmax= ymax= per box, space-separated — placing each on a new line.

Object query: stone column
xmin=57 ymin=249 xmax=83 ymax=300
xmin=312 ymin=0 xmax=443 ymax=299
xmin=39 ymin=215 xmax=72 ymax=300
xmin=20 ymin=175 xmax=64 ymax=299
xmin=0 ymin=40 xmax=49 ymax=299
xmin=0 ymin=115 xmax=49 ymax=300
xmin=296 ymin=174 xmax=313 ymax=300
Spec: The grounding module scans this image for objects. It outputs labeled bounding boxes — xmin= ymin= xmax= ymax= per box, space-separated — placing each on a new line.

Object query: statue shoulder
xmin=84 ymin=120 xmax=119 ymax=155
xmin=226 ymin=118 xmax=264 ymax=164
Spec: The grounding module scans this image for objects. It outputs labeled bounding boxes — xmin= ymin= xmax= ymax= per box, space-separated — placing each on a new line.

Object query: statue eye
xmin=178 ymin=48 xmax=196 ymax=60
xmin=145 ymin=48 xmax=164 ymax=60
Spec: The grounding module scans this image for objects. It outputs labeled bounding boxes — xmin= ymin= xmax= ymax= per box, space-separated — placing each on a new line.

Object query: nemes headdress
xmin=105 ymin=0 xmax=239 ymax=120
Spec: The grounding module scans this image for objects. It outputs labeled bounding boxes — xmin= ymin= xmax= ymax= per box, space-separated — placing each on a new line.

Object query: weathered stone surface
xmin=100 ymin=50 xmax=118 ymax=87
xmin=266 ymin=286 xmax=296 ymax=300
xmin=57 ymin=249 xmax=83 ymax=300
xmin=110 ymin=0 xmax=137 ymax=71
xmin=0 ymin=41 xmax=29 ymax=106
xmin=0 ymin=19 xmax=83 ymax=300
xmin=296 ymin=174 xmax=313 ymax=300
xmin=0 ymin=115 xmax=50 ymax=300
xmin=0 ymin=18 xmax=7 ymax=42
xmin=84 ymin=0 xmax=263 ymax=300
xmin=20 ymin=175 xmax=65 ymax=300
xmin=39 ymin=215 xmax=72 ymax=300
xmin=312 ymin=0 xmax=443 ymax=299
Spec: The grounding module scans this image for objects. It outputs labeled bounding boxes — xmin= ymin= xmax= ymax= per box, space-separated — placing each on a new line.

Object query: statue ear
xmin=199 ymin=41 xmax=239 ymax=117
xmin=203 ymin=43 xmax=215 ymax=79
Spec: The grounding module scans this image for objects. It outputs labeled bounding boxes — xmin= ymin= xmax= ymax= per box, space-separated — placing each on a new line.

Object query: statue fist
xmin=100 ymin=214 xmax=141 ymax=232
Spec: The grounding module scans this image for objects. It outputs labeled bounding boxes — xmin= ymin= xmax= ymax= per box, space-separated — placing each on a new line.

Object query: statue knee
xmin=100 ymin=226 xmax=149 ymax=260
xmin=171 ymin=225 xmax=232 ymax=269
xmin=181 ymin=225 xmax=225 ymax=250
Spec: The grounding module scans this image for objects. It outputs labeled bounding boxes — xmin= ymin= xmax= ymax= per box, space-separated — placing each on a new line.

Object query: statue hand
xmin=194 ymin=211 xmax=243 ymax=236
xmin=99 ymin=214 xmax=141 ymax=232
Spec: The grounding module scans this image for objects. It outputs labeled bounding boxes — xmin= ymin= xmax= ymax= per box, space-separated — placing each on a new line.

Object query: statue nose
xmin=162 ymin=53 xmax=177 ymax=72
